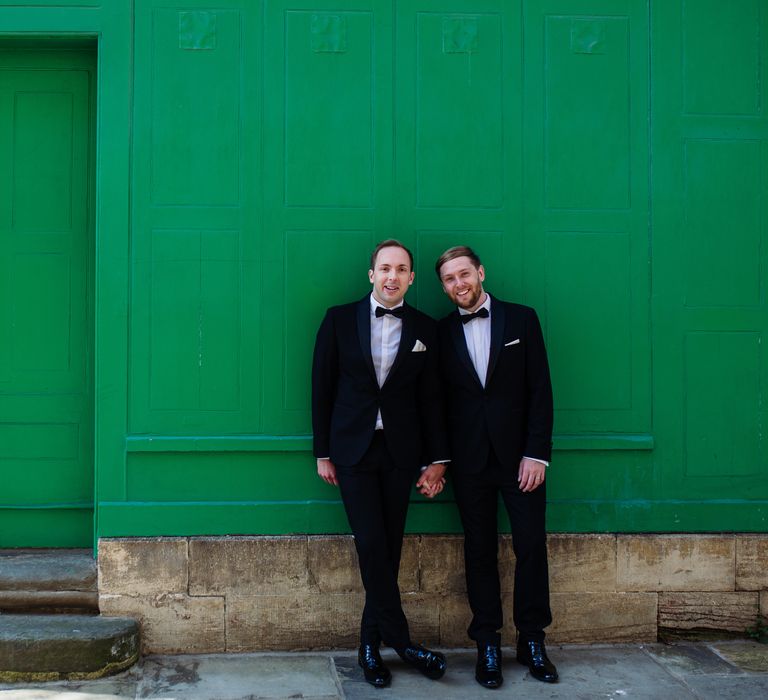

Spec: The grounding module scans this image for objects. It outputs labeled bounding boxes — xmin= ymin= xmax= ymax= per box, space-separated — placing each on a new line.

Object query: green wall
xmin=0 ymin=0 xmax=766 ymax=547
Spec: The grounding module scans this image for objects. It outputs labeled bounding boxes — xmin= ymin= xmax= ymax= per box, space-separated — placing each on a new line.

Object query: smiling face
xmin=439 ymin=255 xmax=486 ymax=311
xmin=368 ymin=245 xmax=414 ymax=308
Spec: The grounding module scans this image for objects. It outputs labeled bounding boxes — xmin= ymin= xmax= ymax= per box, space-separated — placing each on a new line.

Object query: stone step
xmin=0 ymin=614 xmax=140 ymax=682
xmin=0 ymin=549 xmax=97 ymax=613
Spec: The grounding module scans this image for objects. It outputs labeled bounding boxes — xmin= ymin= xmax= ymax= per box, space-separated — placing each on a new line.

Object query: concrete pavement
xmin=0 ymin=640 xmax=767 ymax=699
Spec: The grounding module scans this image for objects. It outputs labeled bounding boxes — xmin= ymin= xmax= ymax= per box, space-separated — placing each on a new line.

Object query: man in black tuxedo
xmin=435 ymin=245 xmax=557 ymax=688
xmin=312 ymin=240 xmax=449 ymax=688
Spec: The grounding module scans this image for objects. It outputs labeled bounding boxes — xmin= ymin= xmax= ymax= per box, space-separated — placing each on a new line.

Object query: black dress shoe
xmin=475 ymin=643 xmax=503 ymax=689
xmin=397 ymin=644 xmax=447 ymax=680
xmin=516 ymin=640 xmax=558 ymax=683
xmin=358 ymin=643 xmax=391 ymax=688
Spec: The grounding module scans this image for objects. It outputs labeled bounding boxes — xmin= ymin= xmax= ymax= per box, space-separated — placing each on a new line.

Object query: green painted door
xmin=0 ymin=50 xmax=95 ymax=547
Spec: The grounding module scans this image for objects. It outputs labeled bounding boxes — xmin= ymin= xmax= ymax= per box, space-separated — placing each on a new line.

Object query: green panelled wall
xmin=0 ymin=1 xmax=765 ymax=546
xmin=651 ymin=0 xmax=768 ymax=530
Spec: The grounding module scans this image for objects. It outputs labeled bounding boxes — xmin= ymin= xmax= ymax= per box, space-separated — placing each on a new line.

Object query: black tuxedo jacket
xmin=312 ymin=295 xmax=448 ymax=470
xmin=438 ymin=295 xmax=553 ymax=473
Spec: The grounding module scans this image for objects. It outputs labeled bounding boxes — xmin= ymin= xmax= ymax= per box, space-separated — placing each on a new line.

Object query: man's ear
xmin=408 ymin=271 xmax=415 ymax=285
xmin=368 ymin=269 xmax=374 ymax=284
xmin=478 ymin=265 xmax=486 ymax=283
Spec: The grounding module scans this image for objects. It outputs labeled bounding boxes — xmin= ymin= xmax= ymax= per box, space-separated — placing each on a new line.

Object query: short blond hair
xmin=435 ymin=245 xmax=482 ymax=279
xmin=370 ymin=239 xmax=413 ymax=271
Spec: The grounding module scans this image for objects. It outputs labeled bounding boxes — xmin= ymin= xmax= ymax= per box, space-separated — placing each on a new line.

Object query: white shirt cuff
xmin=420 ymin=459 xmax=450 ymax=471
xmin=524 ymin=456 xmax=549 ymax=467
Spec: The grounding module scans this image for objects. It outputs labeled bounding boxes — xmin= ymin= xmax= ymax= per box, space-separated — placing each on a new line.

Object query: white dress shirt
xmin=459 ymin=294 xmax=492 ymax=388
xmin=459 ymin=294 xmax=548 ymax=468
xmin=370 ymin=294 xmax=403 ymax=430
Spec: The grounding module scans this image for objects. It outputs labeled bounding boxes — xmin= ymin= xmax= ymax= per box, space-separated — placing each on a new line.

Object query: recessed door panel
xmin=0 ymin=52 xmax=94 ymax=547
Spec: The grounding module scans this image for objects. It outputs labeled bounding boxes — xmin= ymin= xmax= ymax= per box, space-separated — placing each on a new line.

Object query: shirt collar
xmin=370 ymin=293 xmax=405 ymax=315
xmin=458 ymin=292 xmax=491 ymax=316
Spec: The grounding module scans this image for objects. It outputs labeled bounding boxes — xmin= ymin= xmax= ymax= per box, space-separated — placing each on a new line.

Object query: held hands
xmin=318 ymin=457 xmax=448 ymax=496
xmin=317 ymin=458 xmax=338 ymax=487
xmin=518 ymin=457 xmax=546 ymax=492
xmin=416 ymin=463 xmax=447 ymax=499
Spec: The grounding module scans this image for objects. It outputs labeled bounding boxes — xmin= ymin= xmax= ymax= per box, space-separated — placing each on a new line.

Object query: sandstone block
xmin=548 ymin=592 xmax=657 ymax=643
xmin=548 ymin=534 xmax=617 ymax=592
xmin=436 ymin=594 xmax=472 ymax=647
xmin=401 ymin=593 xmax=440 ymax=646
xmin=306 ymin=535 xmax=418 ymax=595
xmin=736 ymin=535 xmax=768 ymax=591
xmin=659 ymin=592 xmax=759 ymax=633
xmin=308 ymin=536 xmax=361 ymax=594
xmin=189 ymin=537 xmax=309 ymax=596
xmin=226 ymin=593 xmax=364 ymax=651
xmin=496 ymin=591 xmax=569 ymax=644
xmin=410 ymin=535 xmax=518 ymax=595
xmin=420 ymin=536 xmax=465 ymax=594
xmin=98 ymin=538 xmax=188 ymax=597
xmin=617 ymin=535 xmax=734 ymax=591
xmin=398 ymin=536 xmax=420 ymax=593
xmin=761 ymin=591 xmax=768 ymax=617
xmin=99 ymin=593 xmax=225 ymax=654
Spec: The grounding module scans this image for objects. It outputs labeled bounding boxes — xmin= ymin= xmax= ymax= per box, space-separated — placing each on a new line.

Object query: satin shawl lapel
xmin=486 ymin=295 xmax=505 ymax=385
xmin=449 ymin=310 xmax=483 ymax=388
xmin=382 ymin=302 xmax=416 ymax=387
xmin=356 ymin=296 xmax=376 ymax=382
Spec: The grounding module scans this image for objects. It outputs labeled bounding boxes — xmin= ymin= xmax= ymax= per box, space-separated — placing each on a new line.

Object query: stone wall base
xmin=98 ymin=534 xmax=768 ymax=654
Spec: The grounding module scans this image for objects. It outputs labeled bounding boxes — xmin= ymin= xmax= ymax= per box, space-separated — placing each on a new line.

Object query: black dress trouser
xmin=335 ymin=431 xmax=414 ymax=649
xmin=452 ymin=448 xmax=552 ymax=646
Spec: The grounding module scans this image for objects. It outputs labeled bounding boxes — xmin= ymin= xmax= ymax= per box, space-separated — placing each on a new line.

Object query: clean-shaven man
xmin=436 ymin=245 xmax=557 ymax=688
xmin=312 ymin=240 xmax=448 ymax=688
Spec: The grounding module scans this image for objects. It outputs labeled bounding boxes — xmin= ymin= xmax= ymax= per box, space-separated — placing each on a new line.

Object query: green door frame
xmin=0 ymin=3 xmax=133 ymax=553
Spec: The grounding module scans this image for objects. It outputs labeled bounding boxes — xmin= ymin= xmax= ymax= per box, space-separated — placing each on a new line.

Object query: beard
xmin=453 ymin=285 xmax=483 ymax=309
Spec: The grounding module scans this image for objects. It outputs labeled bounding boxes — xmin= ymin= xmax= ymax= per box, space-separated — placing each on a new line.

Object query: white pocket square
xmin=412 ymin=339 xmax=427 ymax=352
xmin=505 ymin=339 xmax=520 ymax=347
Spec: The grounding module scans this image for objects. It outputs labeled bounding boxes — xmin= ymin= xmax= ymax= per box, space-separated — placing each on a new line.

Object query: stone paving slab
xmin=136 ymin=654 xmax=340 ymax=699
xmin=644 ymin=642 xmax=742 ymax=676
xmin=0 ymin=681 xmax=137 ymax=699
xmin=683 ymin=676 xmax=768 ymax=700
xmin=336 ymin=646 xmax=700 ymax=699
xmin=710 ymin=640 xmax=768 ymax=673
xmin=0 ymin=667 xmax=138 ymax=699
xmin=0 ymin=654 xmax=340 ymax=700
xmin=0 ymin=644 xmax=767 ymax=699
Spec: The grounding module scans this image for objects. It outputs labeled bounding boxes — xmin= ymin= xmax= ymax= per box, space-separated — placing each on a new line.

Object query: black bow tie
xmin=375 ymin=305 xmax=404 ymax=318
xmin=461 ymin=307 xmax=489 ymax=324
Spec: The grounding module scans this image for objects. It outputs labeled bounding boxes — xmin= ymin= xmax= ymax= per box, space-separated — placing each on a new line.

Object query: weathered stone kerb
xmin=0 ymin=614 xmax=139 ymax=682
xmin=0 ymin=549 xmax=98 ymax=614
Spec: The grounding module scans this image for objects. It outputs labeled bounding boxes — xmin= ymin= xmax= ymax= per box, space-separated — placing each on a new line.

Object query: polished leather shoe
xmin=358 ymin=643 xmax=391 ymax=688
xmin=397 ymin=644 xmax=447 ymax=680
xmin=516 ymin=640 xmax=558 ymax=683
xmin=475 ymin=643 xmax=503 ymax=689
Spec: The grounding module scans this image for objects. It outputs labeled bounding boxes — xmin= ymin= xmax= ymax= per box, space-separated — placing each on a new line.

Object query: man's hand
xmin=518 ymin=457 xmax=546 ymax=492
xmin=317 ymin=458 xmax=338 ymax=486
xmin=417 ymin=463 xmax=447 ymax=499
